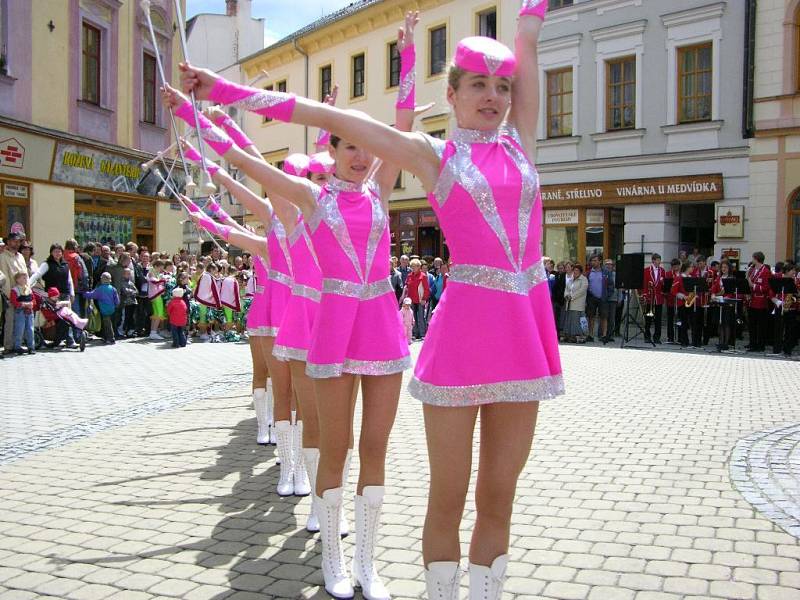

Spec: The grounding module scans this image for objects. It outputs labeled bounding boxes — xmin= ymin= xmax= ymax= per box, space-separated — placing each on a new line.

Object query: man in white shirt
xmin=0 ymin=232 xmax=27 ymax=352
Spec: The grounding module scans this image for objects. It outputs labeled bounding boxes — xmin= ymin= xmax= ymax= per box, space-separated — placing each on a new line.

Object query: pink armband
xmin=174 ymin=101 xmax=233 ymax=156
xmin=316 ymin=129 xmax=331 ymax=148
xmin=183 ymin=198 xmax=202 ymax=213
xmin=208 ymin=78 xmax=296 ymax=122
xmin=212 ymin=111 xmax=255 ymax=150
xmin=207 ymin=199 xmax=232 ymax=222
xmin=396 ymin=45 xmax=416 ymax=110
xmin=519 ymin=0 xmax=547 ymax=19
xmin=182 ymin=144 xmax=221 ymax=177
xmin=197 ymin=215 xmax=231 ymax=241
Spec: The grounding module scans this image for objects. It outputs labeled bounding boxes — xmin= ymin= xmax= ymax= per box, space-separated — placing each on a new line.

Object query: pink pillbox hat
xmin=282 ymin=153 xmax=310 ymax=177
xmin=454 ymin=36 xmax=517 ymax=78
xmin=308 ymin=152 xmax=336 ymax=175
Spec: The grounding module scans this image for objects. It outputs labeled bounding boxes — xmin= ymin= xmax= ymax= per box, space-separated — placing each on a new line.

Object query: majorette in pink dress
xmin=246 ymin=256 xmax=270 ymax=336
xmin=263 ymin=213 xmax=292 ymax=338
xmin=305 ymin=176 xmax=410 ymax=378
xmin=272 ymin=214 xmax=322 ymax=362
xmin=408 ymin=125 xmax=564 ymax=405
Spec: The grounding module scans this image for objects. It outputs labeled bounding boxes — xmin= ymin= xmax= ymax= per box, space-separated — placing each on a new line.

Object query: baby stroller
xmin=33 ymin=287 xmax=88 ymax=352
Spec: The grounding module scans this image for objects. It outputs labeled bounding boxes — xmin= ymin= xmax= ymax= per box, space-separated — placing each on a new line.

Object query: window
xmin=678 ymin=42 xmax=713 ymax=123
xmin=82 ymin=22 xmax=101 ymax=104
xmin=320 ymin=64 xmax=332 ymax=101
xmin=394 ymin=172 xmax=403 ymax=189
xmin=352 ymin=53 xmax=365 ymax=98
xmin=546 ymin=68 xmax=573 ymax=138
xmin=549 ymin=0 xmax=573 ymax=8
xmin=429 ymin=129 xmax=446 ymax=139
xmin=142 ymin=52 xmax=157 ymax=124
xmin=477 ymin=8 xmax=497 ymax=39
xmin=606 ymin=56 xmax=636 ymax=130
xmin=430 ymin=25 xmax=447 ymax=76
xmin=388 ymin=42 xmax=400 ymax=88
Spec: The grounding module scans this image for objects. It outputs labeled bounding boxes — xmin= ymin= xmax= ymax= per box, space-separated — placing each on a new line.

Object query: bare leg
xmin=357 ymin=373 xmax=402 ymax=494
xmin=422 ymin=404 xmax=479 ymax=564
xmin=314 ymin=374 xmax=358 ymax=494
xmin=290 ymin=360 xmax=319 ymax=447
xmin=249 ymin=335 xmax=269 ymax=392
xmin=259 ymin=337 xmax=292 ymax=421
xmin=469 ymin=401 xmax=539 ymax=565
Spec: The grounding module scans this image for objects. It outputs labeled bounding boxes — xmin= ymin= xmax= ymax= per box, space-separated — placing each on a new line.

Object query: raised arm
xmin=179 ymin=64 xmax=441 ymax=192
xmin=508 ymin=1 xmax=546 ymax=154
xmin=186 ymin=205 xmax=268 ymax=259
xmin=204 ymin=105 xmax=262 ymax=159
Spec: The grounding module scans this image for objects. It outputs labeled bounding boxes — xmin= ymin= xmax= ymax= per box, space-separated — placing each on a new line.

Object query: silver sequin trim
xmin=292 ymin=283 xmax=322 ymax=302
xmin=309 ymin=183 xmax=365 ymax=280
xmin=408 ymin=373 xmax=565 ymax=406
xmin=232 ymin=90 xmax=294 ymax=113
xmin=272 ymin=213 xmax=293 ymax=277
xmin=247 ymin=326 xmax=277 ymax=337
xmin=483 ymin=54 xmax=504 ymax=76
xmin=326 ymin=175 xmax=365 ymax=194
xmin=364 ymin=186 xmax=388 ymax=282
xmin=501 ymin=125 xmax=540 ymax=269
xmin=322 ymin=277 xmax=392 ymax=300
xmin=287 ymin=220 xmax=305 ymax=245
xmin=272 ymin=344 xmax=308 ymax=362
xmin=255 ymin=285 xmax=265 ymax=293
xmin=268 ymin=269 xmax=293 ymax=288
xmin=201 ymin=123 xmax=231 ymax=145
xmin=306 ymin=355 xmax=411 ymax=379
xmin=448 ymin=262 xmax=547 ymax=296
xmin=398 ymin=69 xmax=415 ymax=104
xmin=451 ymin=127 xmax=501 ymax=145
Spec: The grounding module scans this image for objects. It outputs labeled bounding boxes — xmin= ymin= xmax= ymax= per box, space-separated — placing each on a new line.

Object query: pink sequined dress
xmin=273 ymin=215 xmax=321 ymax=362
xmin=246 ymin=257 xmax=270 ymax=336
xmin=408 ymin=125 xmax=564 ymax=406
xmin=305 ymin=176 xmax=410 ymax=378
xmin=262 ymin=213 xmax=292 ymax=337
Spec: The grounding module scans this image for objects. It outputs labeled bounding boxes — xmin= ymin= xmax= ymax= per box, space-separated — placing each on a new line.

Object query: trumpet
xmin=783 ymin=294 xmax=795 ymax=314
xmin=644 ymin=283 xmax=655 ymax=318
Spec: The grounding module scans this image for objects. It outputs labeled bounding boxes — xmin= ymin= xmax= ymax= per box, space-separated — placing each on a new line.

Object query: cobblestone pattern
xmin=730 ymin=424 xmax=800 ymax=539
xmin=0 ymin=344 xmax=798 ymax=600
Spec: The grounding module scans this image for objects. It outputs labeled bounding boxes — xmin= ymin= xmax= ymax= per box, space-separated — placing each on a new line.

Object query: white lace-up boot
xmin=468 ymin=554 xmax=508 ymax=600
xmin=339 ymin=450 xmax=352 ymax=537
xmin=253 ymin=388 xmax=268 ymax=445
xmin=352 ymin=486 xmax=390 ymax=600
xmin=266 ymin=380 xmax=276 ymax=445
xmin=302 ymin=448 xmax=320 ymax=532
xmin=425 ymin=562 xmax=462 ymax=600
xmin=274 ymin=420 xmax=294 ymax=496
xmin=293 ymin=421 xmax=311 ymax=496
xmin=317 ymin=487 xmax=354 ymax=599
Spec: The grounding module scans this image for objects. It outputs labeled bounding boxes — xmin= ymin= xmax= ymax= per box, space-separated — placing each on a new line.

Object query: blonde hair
xmin=410 ymin=258 xmax=422 ymax=268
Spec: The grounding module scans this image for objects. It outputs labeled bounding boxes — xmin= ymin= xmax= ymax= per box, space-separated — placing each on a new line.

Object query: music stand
xmin=662 ymin=277 xmax=674 ymax=343
xmin=769 ymin=278 xmax=797 ymax=298
xmin=619 ymin=291 xmax=653 ymax=349
xmin=720 ymin=279 xmax=745 ymax=353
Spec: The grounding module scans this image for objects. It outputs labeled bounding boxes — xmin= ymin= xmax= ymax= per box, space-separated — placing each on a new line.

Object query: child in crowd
xmin=10 ymin=272 xmax=36 ymax=354
xmin=120 ymin=267 xmax=138 ymax=338
xmin=147 ymin=259 xmax=168 ymax=340
xmin=401 ymin=297 xmax=414 ymax=344
xmin=167 ymin=287 xmax=188 ymax=348
xmin=83 ymin=272 xmax=120 ymax=344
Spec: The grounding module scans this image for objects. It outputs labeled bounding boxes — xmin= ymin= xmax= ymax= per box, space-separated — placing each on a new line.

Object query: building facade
xmin=750 ymin=0 xmax=800 ymax=265
xmin=0 ymin=0 xmax=187 ymax=252
xmin=238 ymin=0 xmax=752 ymax=264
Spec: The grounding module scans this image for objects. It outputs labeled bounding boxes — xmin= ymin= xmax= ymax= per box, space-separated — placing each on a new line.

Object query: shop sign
xmin=51 ymin=142 xmax=186 ymax=198
xmin=716 ymin=205 xmax=744 ymax=239
xmin=721 ymin=248 xmax=740 ymax=260
xmin=545 ymin=209 xmax=579 ymax=225
xmin=542 ymin=174 xmax=724 ymax=207
xmin=0 ymin=126 xmax=55 ymax=181
xmin=3 ymin=183 xmax=28 ymax=199
xmin=586 ymin=209 xmax=604 ymax=224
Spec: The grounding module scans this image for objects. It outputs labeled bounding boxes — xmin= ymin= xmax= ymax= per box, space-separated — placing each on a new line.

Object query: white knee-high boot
xmin=468 ymin=555 xmax=508 ymax=600
xmin=274 ymin=420 xmax=294 ymax=496
xmin=266 ymin=379 xmax=276 ymax=445
xmin=425 ymin=562 xmax=462 ymax=600
xmin=302 ymin=448 xmax=320 ymax=532
xmin=293 ymin=421 xmax=311 ymax=496
xmin=317 ymin=487 xmax=354 ymax=599
xmin=353 ymin=486 xmax=390 ymax=600
xmin=253 ymin=388 xmax=268 ymax=445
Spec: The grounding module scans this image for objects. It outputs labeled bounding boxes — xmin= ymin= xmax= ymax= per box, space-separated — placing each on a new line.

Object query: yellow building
xmin=750 ymin=0 xmax=800 ymax=263
xmin=0 ymin=0 xmax=187 ymax=252
xmin=240 ymin=0 xmax=509 ymax=258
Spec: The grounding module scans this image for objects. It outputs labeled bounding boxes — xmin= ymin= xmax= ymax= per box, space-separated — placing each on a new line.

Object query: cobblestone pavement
xmin=1 ymin=341 xmax=800 ymax=600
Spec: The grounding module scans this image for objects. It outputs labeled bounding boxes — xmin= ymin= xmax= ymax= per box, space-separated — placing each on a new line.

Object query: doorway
xmin=679 ymin=203 xmax=715 ymax=257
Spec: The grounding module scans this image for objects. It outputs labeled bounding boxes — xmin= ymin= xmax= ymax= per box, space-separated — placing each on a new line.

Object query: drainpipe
xmin=742 ymin=0 xmax=756 ymax=139
xmin=293 ymin=38 xmax=309 ymax=154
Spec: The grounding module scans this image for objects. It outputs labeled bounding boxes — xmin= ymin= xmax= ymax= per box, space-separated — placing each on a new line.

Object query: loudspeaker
xmin=615 ymin=253 xmax=645 ymax=289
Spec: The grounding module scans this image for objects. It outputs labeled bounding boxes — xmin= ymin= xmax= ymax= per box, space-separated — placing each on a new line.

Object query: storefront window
xmin=74 ymin=192 xmax=154 ymax=247
xmin=0 ymin=181 xmax=30 ymax=238
xmin=544 ymin=226 xmax=578 ymax=264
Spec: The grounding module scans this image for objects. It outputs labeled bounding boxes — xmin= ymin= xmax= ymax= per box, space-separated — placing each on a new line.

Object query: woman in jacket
xmin=562 ymin=264 xmax=588 ymax=343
